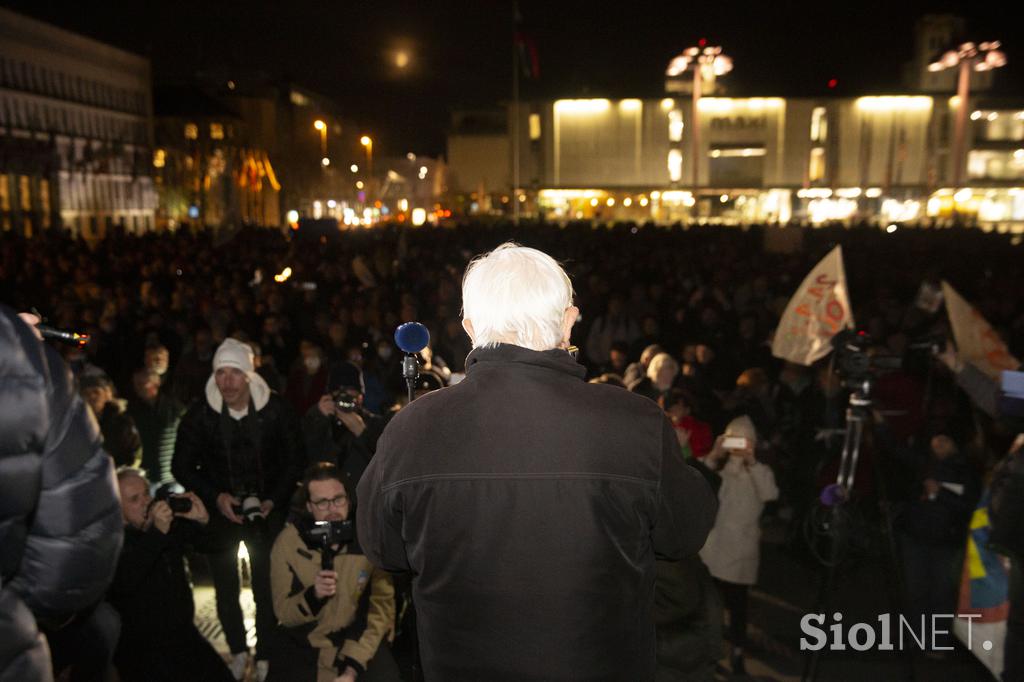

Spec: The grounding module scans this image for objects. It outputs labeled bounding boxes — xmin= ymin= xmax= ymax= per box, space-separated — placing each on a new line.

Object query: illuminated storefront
xmin=449 ymin=94 xmax=1024 ymax=230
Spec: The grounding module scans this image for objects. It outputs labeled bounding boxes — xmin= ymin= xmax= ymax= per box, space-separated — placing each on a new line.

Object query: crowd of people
xmin=1 ymin=218 xmax=1023 ymax=681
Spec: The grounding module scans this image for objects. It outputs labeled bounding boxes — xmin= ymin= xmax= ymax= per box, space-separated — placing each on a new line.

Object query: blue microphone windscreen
xmin=395 ymin=322 xmax=430 ymax=354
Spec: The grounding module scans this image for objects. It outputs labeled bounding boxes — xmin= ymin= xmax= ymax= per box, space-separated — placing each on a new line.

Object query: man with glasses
xmin=269 ymin=463 xmax=398 ymax=682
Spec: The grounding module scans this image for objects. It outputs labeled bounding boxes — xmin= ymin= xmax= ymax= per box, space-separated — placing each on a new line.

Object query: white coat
xmin=699 ymin=456 xmax=779 ymax=585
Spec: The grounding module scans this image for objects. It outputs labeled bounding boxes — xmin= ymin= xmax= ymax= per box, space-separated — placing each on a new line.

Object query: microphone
xmin=38 ymin=324 xmax=90 ymax=348
xmin=395 ymin=322 xmax=430 ymax=404
xmin=395 ymin=322 xmax=430 ymax=354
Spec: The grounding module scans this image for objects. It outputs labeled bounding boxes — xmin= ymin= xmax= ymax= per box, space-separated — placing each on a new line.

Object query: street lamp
xmin=665 ymin=44 xmax=733 ymax=191
xmin=313 ymin=119 xmax=327 ymax=157
xmin=929 ymin=41 xmax=1007 ymax=188
xmin=360 ymin=135 xmax=373 ymax=201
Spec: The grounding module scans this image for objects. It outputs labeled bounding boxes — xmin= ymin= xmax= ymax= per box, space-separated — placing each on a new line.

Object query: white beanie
xmin=724 ymin=415 xmax=758 ymax=447
xmin=206 ymin=338 xmax=270 ymax=412
xmin=213 ymin=338 xmax=255 ymax=373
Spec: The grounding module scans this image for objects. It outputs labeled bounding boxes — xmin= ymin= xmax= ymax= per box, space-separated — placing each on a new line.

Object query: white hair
xmin=646 ymin=353 xmax=679 ymax=382
xmin=461 ymin=242 xmax=574 ymax=351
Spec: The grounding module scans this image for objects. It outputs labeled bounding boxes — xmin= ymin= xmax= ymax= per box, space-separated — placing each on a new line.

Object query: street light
xmin=360 ymin=135 xmax=373 ymax=201
xmin=665 ymin=44 xmax=733 ymax=191
xmin=313 ymin=119 xmax=327 ymax=157
xmin=929 ymin=41 xmax=1007 ymax=188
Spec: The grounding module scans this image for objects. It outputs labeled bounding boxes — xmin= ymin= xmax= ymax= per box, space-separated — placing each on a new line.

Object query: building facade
xmin=0 ymin=7 xmax=157 ymax=237
xmin=448 ymin=16 xmax=1022 ymax=229
xmin=444 ymin=94 xmax=1024 ymax=229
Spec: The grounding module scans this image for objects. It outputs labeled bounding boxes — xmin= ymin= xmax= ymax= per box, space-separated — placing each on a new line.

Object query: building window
xmin=529 ymin=113 xmax=541 ymax=140
xmin=810 ymin=107 xmax=828 ymax=142
xmin=968 ymin=149 xmax=1024 ymax=180
xmin=184 ymin=123 xmax=198 ymax=140
xmin=809 ymin=147 xmax=826 ymax=182
xmin=153 ymin=149 xmax=166 ymax=168
xmin=19 ymin=176 xmax=31 ymax=211
xmin=210 ymin=122 xmax=225 ymax=140
xmin=975 ymin=112 xmax=1024 ymax=142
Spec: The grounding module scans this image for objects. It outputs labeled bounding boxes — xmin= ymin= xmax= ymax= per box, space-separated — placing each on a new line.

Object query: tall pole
xmin=691 ymin=63 xmax=702 ymax=193
xmin=512 ymin=2 xmax=521 ymax=225
xmin=951 ymin=59 xmax=971 ymax=189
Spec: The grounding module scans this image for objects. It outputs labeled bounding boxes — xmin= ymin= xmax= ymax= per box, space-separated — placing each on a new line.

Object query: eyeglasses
xmin=310 ymin=494 xmax=348 ymax=511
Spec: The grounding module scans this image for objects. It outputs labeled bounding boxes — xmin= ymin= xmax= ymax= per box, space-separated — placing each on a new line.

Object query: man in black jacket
xmin=302 ymin=364 xmax=388 ymax=486
xmin=357 ymin=243 xmax=718 ymax=681
xmin=0 ymin=307 xmax=123 ymax=682
xmin=172 ymin=338 xmax=304 ymax=681
xmin=108 ymin=468 xmax=233 ymax=682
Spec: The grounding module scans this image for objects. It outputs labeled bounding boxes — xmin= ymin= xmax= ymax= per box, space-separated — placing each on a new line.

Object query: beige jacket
xmin=271 ymin=522 xmax=394 ymax=681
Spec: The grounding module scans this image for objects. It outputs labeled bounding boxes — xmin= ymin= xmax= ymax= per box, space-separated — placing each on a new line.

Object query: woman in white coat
xmin=699 ymin=415 xmax=778 ymax=675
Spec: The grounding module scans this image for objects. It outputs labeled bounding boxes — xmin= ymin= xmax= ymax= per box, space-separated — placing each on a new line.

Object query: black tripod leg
xmin=802 ymin=558 xmax=838 ymax=682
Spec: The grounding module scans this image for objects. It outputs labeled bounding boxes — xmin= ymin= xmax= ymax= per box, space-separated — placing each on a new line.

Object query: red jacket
xmin=675 ymin=415 xmax=713 ymax=458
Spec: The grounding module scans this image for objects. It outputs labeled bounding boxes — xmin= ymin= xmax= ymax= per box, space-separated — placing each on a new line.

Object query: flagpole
xmin=512 ymin=1 xmax=521 ymax=225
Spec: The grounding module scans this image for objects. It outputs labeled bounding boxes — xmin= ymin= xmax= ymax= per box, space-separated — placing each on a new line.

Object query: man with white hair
xmin=357 ymin=243 xmax=717 ymax=681
xmin=172 ymin=338 xmax=304 ymax=681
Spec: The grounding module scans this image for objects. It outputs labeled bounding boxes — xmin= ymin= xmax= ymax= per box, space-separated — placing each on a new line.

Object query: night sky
xmin=4 ymin=0 xmax=1021 ymax=157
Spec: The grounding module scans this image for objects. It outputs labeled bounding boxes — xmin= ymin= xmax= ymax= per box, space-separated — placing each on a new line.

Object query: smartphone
xmin=722 ymin=436 xmax=748 ymax=450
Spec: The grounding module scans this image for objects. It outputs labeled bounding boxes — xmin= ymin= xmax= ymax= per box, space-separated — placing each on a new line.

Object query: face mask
xmin=378 ymin=346 xmax=393 ymax=361
xmin=304 ymin=356 xmax=322 ymax=373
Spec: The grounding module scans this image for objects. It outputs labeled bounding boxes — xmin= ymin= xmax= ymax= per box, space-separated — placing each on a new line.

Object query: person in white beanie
xmin=172 ymin=338 xmax=304 ymax=681
xmin=699 ymin=414 xmax=778 ymax=676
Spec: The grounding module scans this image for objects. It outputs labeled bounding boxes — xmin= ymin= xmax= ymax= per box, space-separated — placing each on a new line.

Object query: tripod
xmin=801 ymin=377 xmax=912 ymax=682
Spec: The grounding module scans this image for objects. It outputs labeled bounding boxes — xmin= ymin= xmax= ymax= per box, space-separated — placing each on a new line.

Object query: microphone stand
xmin=402 ymin=353 xmax=420 ymax=404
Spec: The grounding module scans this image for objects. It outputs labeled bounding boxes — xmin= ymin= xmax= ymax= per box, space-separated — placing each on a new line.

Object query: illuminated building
xmin=153 ymin=86 xmax=280 ymax=229
xmin=447 ymin=17 xmax=1024 ymax=230
xmin=0 ymin=7 xmax=157 ymax=236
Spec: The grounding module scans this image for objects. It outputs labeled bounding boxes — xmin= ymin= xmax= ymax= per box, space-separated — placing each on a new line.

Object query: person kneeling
xmin=109 ymin=468 xmax=234 ymax=681
xmin=270 ymin=463 xmax=398 ymax=682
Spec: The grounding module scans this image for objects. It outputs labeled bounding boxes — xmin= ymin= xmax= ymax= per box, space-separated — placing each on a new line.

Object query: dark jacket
xmin=172 ymin=391 xmax=304 ymax=514
xmin=0 ymin=306 xmax=123 ymax=682
xmin=97 ymin=401 xmax=142 ymax=468
xmin=357 ymin=344 xmax=718 ymax=682
xmin=108 ymin=522 xmax=207 ymax=641
xmin=301 ymin=406 xmax=387 ymax=486
xmin=127 ymin=393 xmax=184 ymax=485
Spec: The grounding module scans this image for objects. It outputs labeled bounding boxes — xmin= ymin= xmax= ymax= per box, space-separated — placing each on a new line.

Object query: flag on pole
xmin=942 ymin=281 xmax=1020 ymax=380
xmin=953 ymin=491 xmax=1009 ymax=679
xmin=514 ymin=7 xmax=539 ymax=79
xmin=771 ymin=245 xmax=855 ymax=366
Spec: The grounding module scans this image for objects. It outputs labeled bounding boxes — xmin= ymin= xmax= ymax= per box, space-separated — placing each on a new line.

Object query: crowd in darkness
xmin=2 ymin=220 xmax=1023 ymax=680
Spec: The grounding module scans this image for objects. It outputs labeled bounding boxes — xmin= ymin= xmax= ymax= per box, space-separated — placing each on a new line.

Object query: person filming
xmin=269 ymin=462 xmax=397 ymax=682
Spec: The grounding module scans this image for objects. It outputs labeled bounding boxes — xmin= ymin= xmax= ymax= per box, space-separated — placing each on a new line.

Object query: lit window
xmin=810 ymin=107 xmax=827 ymax=142
xmin=153 ymin=149 xmax=166 ymax=168
xmin=668 ymin=149 xmax=683 ymax=182
xmin=809 ymin=147 xmax=826 ymax=182
xmin=184 ymin=123 xmax=198 ymax=140
xmin=210 ymin=123 xmax=224 ymax=140
xmin=529 ymin=113 xmax=541 ymax=140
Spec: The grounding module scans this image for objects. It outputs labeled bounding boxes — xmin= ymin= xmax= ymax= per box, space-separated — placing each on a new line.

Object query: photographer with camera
xmin=269 ymin=462 xmax=397 ymax=682
xmin=108 ymin=468 xmax=233 ymax=681
xmin=699 ymin=416 xmax=779 ymax=675
xmin=302 ymin=364 xmax=387 ymax=486
xmin=172 ymin=338 xmax=304 ymax=681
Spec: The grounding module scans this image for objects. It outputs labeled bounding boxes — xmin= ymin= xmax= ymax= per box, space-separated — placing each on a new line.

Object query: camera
xmin=308 ymin=520 xmax=355 ymax=569
xmin=152 ymin=483 xmax=192 ymax=514
xmin=331 ymin=389 xmax=357 ymax=413
xmin=832 ymin=330 xmax=901 ymax=385
xmin=232 ymin=494 xmax=265 ymax=523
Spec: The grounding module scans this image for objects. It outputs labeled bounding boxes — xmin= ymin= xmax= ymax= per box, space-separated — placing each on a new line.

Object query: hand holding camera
xmin=314 ymin=569 xmax=338 ymax=599
xmin=318 ymin=392 xmax=367 ymax=437
xmin=172 ymin=491 xmax=209 ymax=525
xmin=148 ymin=500 xmax=174 ymax=535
